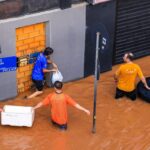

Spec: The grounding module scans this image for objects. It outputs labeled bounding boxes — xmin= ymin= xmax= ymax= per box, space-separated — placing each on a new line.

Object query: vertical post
xmin=0 ymin=46 xmax=1 ymax=54
xmin=92 ymin=32 xmax=100 ymax=133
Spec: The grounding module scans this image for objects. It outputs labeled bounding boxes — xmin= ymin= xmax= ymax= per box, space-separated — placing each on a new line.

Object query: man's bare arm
xmin=33 ymin=102 xmax=43 ymax=110
xmin=141 ymin=77 xmax=150 ymax=90
xmin=74 ymin=104 xmax=90 ymax=115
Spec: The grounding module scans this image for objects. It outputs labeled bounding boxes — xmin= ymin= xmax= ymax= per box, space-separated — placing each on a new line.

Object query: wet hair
xmin=54 ymin=81 xmax=63 ymax=90
xmin=126 ymin=52 xmax=134 ymax=60
xmin=43 ymin=47 xmax=53 ymax=56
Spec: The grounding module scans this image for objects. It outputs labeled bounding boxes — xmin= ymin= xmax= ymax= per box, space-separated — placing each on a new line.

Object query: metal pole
xmin=92 ymin=32 xmax=100 ymax=133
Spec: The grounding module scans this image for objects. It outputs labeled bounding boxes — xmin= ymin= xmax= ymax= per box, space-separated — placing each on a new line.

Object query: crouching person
xmin=33 ymin=81 xmax=90 ymax=130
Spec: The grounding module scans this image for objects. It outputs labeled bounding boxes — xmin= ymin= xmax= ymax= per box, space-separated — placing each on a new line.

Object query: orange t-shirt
xmin=42 ymin=92 xmax=77 ymax=125
xmin=115 ymin=63 xmax=144 ymax=92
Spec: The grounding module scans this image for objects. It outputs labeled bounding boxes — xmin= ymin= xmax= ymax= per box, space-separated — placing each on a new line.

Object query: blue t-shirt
xmin=32 ymin=53 xmax=47 ymax=80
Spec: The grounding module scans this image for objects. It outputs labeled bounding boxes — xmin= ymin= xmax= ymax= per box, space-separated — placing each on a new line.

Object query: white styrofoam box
xmin=1 ymin=105 xmax=35 ymax=127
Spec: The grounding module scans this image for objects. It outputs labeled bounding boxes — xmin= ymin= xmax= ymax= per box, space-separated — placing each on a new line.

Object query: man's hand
xmin=33 ymin=102 xmax=43 ymax=110
xmin=32 ymin=107 xmax=36 ymax=111
xmin=47 ymin=59 xmax=53 ymax=64
xmin=50 ymin=68 xmax=57 ymax=72
xmin=114 ymin=78 xmax=118 ymax=83
xmin=84 ymin=109 xmax=90 ymax=115
xmin=114 ymin=74 xmax=118 ymax=83
xmin=0 ymin=108 xmax=3 ymax=112
xmin=75 ymin=104 xmax=90 ymax=115
xmin=145 ymin=85 xmax=150 ymax=90
xmin=141 ymin=77 xmax=150 ymax=90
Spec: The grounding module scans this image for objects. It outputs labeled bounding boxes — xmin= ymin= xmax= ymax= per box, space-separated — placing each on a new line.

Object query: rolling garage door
xmin=114 ymin=0 xmax=150 ymax=64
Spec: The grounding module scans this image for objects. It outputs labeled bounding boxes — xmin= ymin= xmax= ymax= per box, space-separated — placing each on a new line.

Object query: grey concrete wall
xmin=0 ymin=23 xmax=17 ymax=100
xmin=50 ymin=6 xmax=86 ymax=81
xmin=0 ymin=3 xmax=86 ymax=100
xmin=0 ymin=72 xmax=17 ymax=100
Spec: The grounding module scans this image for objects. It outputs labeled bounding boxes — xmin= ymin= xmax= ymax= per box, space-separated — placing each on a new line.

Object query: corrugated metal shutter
xmin=114 ymin=0 xmax=150 ymax=64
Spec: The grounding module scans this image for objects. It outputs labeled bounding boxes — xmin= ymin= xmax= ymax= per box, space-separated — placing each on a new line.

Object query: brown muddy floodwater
xmin=0 ymin=56 xmax=150 ymax=150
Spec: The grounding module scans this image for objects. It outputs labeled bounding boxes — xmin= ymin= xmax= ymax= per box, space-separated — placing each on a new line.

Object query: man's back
xmin=32 ymin=53 xmax=47 ymax=80
xmin=116 ymin=63 xmax=143 ymax=92
xmin=42 ymin=92 xmax=77 ymax=125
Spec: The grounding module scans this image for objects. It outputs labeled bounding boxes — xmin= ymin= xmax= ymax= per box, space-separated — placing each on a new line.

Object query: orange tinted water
xmin=0 ymin=56 xmax=150 ymax=150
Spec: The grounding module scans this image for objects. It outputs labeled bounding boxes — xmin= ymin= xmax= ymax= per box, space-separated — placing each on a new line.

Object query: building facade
xmin=0 ymin=0 xmax=149 ymax=100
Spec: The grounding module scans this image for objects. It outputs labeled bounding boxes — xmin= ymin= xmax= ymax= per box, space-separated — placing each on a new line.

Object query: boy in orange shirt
xmin=114 ymin=53 xmax=150 ymax=100
xmin=34 ymin=81 xmax=90 ymax=130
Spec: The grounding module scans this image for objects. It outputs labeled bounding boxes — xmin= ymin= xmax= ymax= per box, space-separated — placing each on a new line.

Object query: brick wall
xmin=16 ymin=23 xmax=46 ymax=93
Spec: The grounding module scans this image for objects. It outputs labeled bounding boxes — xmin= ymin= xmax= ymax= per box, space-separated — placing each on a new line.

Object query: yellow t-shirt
xmin=115 ymin=63 xmax=144 ymax=92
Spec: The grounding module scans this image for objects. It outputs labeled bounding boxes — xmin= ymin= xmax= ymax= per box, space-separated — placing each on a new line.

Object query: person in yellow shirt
xmin=114 ymin=53 xmax=150 ymax=100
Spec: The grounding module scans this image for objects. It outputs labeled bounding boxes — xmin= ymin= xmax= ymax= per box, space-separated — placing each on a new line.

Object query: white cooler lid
xmin=3 ymin=105 xmax=33 ymax=113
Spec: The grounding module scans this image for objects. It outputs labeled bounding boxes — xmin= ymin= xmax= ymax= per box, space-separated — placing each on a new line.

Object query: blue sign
xmin=0 ymin=56 xmax=17 ymax=73
xmin=91 ymin=23 xmax=110 ymax=54
xmin=28 ymin=52 xmax=40 ymax=64
xmin=97 ymin=23 xmax=110 ymax=54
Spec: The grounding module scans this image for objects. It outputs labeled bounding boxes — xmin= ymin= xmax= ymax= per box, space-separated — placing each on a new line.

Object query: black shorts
xmin=51 ymin=120 xmax=67 ymax=130
xmin=115 ymin=88 xmax=137 ymax=100
xmin=32 ymin=79 xmax=44 ymax=91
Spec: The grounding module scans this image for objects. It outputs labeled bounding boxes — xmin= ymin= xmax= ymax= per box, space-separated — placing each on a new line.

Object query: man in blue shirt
xmin=27 ymin=47 xmax=57 ymax=99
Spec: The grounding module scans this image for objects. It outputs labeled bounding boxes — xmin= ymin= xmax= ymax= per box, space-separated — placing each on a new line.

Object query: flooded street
xmin=0 ymin=56 xmax=150 ymax=150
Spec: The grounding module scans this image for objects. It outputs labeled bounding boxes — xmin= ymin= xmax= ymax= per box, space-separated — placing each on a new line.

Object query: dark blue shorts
xmin=51 ymin=120 xmax=67 ymax=130
xmin=115 ymin=88 xmax=137 ymax=100
xmin=32 ymin=79 xmax=44 ymax=91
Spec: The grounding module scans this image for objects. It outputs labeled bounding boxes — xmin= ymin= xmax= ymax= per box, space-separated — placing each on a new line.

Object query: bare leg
xmin=27 ymin=91 xmax=43 ymax=99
